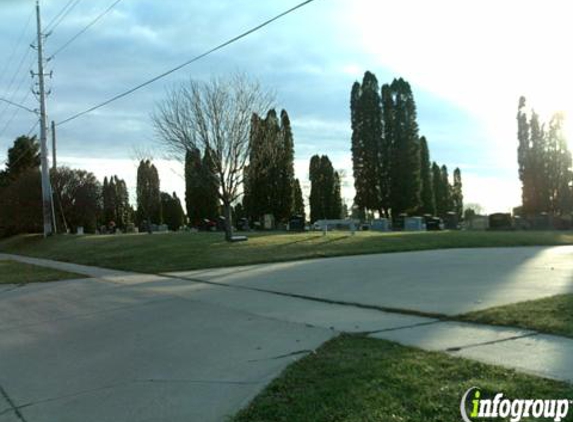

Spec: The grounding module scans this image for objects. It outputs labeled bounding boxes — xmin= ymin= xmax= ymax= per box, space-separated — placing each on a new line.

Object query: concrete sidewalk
xmin=1 ymin=248 xmax=573 ymax=421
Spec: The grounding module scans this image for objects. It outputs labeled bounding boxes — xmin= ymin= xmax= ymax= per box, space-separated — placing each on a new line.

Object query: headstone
xmin=76 ymin=226 xmax=84 ymax=235
xmin=466 ymin=215 xmax=489 ymax=230
xmin=371 ymin=218 xmax=389 ymax=231
xmin=263 ymin=214 xmax=275 ymax=230
xmin=404 ymin=217 xmax=424 ymax=231
xmin=488 ymin=213 xmax=513 ymax=230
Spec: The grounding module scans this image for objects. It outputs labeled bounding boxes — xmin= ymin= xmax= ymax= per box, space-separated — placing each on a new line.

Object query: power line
xmin=45 ymin=0 xmax=76 ymax=30
xmin=0 ymin=89 xmax=33 ymax=140
xmin=0 ymin=8 xmax=34 ymax=89
xmin=45 ymin=0 xmax=83 ymax=33
xmin=0 ymin=97 xmax=37 ymax=114
xmin=49 ymin=0 xmax=124 ymax=60
xmin=0 ymin=51 xmax=33 ymax=117
xmin=56 ymin=0 xmax=318 ymax=127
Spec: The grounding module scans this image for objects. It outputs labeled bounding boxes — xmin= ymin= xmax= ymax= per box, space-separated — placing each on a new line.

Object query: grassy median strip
xmin=459 ymin=294 xmax=573 ymax=339
xmin=232 ymin=335 xmax=573 ymax=422
xmin=1 ymin=230 xmax=572 ymax=273
xmin=0 ymin=260 xmax=84 ymax=284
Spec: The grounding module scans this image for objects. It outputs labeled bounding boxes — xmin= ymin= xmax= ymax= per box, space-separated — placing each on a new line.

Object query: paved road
xmin=170 ymin=245 xmax=573 ymax=315
xmin=1 ymin=246 xmax=573 ymax=421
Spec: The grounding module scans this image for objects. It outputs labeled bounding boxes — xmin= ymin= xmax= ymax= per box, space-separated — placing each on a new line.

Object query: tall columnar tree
xmin=432 ymin=162 xmax=447 ymax=218
xmin=243 ymin=108 xmax=297 ymax=224
xmin=517 ymin=97 xmax=535 ymax=214
xmin=441 ymin=165 xmax=453 ymax=214
xmin=350 ymin=72 xmax=383 ymax=215
xmin=185 ymin=147 xmax=202 ymax=224
xmin=292 ymin=178 xmax=305 ymax=220
xmin=309 ymin=155 xmax=322 ymax=223
xmin=388 ymin=78 xmax=421 ymax=216
xmin=516 ymin=97 xmax=573 ymax=216
xmin=136 ymin=160 xmax=161 ymax=231
xmin=546 ymin=113 xmax=573 ymax=215
xmin=529 ymin=110 xmax=549 ymax=213
xmin=277 ymin=109 xmax=296 ymax=222
xmin=184 ymin=147 xmax=219 ymax=225
xmin=418 ymin=136 xmax=435 ymax=215
xmin=160 ymin=191 xmax=185 ymax=231
xmin=102 ymin=175 xmax=130 ymax=229
xmin=452 ymin=167 xmax=463 ymax=220
xmin=309 ymin=155 xmax=341 ymax=222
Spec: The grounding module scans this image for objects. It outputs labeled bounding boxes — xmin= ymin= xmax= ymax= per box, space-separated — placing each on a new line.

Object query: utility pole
xmin=35 ymin=0 xmax=53 ymax=237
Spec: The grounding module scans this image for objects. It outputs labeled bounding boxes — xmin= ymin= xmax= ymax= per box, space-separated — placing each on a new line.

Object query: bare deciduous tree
xmin=152 ymin=74 xmax=274 ymax=241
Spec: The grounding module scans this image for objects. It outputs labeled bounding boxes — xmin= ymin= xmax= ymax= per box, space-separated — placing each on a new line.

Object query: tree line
xmin=517 ymin=97 xmax=573 ymax=216
xmin=0 ymin=135 xmax=186 ymax=237
xmin=351 ymin=71 xmax=463 ymax=220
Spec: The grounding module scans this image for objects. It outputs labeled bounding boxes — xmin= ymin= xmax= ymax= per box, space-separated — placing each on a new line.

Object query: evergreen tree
xmin=309 ymin=155 xmax=341 ymax=221
xmin=388 ymin=78 xmax=421 ymax=216
xmin=432 ymin=162 xmax=446 ymax=218
xmin=350 ymin=72 xmax=383 ymax=215
xmin=441 ymin=165 xmax=453 ymax=214
xmin=546 ymin=113 xmax=573 ymax=215
xmin=529 ymin=110 xmax=549 ymax=213
xmin=452 ymin=167 xmax=463 ymax=220
xmin=101 ymin=175 xmax=130 ymax=229
xmin=136 ymin=160 xmax=161 ymax=231
xmin=418 ymin=136 xmax=435 ymax=215
xmin=309 ymin=155 xmax=322 ymax=223
xmin=292 ymin=178 xmax=305 ymax=220
xmin=517 ymin=97 xmax=534 ymax=214
xmin=160 ymin=191 xmax=185 ymax=231
xmin=201 ymin=148 xmax=220 ymax=220
xmin=185 ymin=147 xmax=219 ymax=225
xmin=380 ymin=83 xmax=394 ymax=215
xmin=244 ymin=109 xmax=297 ymax=224
xmin=185 ymin=147 xmax=202 ymax=225
xmin=332 ymin=171 xmax=343 ymax=218
xmin=276 ymin=110 xmax=295 ymax=223
xmin=5 ymin=135 xmax=40 ymax=180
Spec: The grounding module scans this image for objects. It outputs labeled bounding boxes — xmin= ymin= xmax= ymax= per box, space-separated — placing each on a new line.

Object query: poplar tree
xmin=419 ymin=136 xmax=435 ymax=215
xmin=452 ymin=168 xmax=463 ymax=220
xmin=388 ymin=78 xmax=421 ymax=216
xmin=292 ymin=178 xmax=305 ymax=220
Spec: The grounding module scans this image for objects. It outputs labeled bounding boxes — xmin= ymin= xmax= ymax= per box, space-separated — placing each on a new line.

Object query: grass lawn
xmin=0 ymin=260 xmax=84 ymax=284
xmin=459 ymin=294 xmax=573 ymax=339
xmin=232 ymin=335 xmax=573 ymax=422
xmin=0 ymin=230 xmax=572 ymax=273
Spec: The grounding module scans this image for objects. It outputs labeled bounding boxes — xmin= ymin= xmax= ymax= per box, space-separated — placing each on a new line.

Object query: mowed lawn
xmin=1 ymin=230 xmax=572 ymax=273
xmin=460 ymin=294 xmax=573 ymax=339
xmin=232 ymin=335 xmax=573 ymax=422
xmin=0 ymin=260 xmax=83 ymax=284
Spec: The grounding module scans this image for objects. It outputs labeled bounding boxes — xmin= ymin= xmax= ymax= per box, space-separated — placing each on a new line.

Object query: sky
xmin=1 ymin=0 xmax=573 ymax=214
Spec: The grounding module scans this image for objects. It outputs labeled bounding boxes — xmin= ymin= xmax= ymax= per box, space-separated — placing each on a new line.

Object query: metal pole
xmin=35 ymin=0 xmax=53 ymax=237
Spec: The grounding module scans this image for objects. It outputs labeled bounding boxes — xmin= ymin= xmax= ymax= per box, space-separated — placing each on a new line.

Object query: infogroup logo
xmin=460 ymin=387 xmax=571 ymax=422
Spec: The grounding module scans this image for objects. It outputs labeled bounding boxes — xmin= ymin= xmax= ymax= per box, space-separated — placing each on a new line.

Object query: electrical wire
xmin=0 ymin=97 xmax=37 ymax=114
xmin=49 ymin=0 xmax=124 ymax=60
xmin=0 ymin=8 xmax=34 ymax=88
xmin=45 ymin=0 xmax=83 ymax=33
xmin=56 ymin=0 xmax=318 ymax=127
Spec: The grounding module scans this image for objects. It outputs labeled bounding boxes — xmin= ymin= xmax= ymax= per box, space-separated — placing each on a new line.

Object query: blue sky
xmin=2 ymin=0 xmax=573 ymax=213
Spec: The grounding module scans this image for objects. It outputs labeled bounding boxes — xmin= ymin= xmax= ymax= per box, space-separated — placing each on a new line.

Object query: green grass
xmin=0 ymin=260 xmax=84 ymax=284
xmin=1 ymin=230 xmax=572 ymax=273
xmin=459 ymin=294 xmax=573 ymax=339
xmin=232 ymin=335 xmax=573 ymax=422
